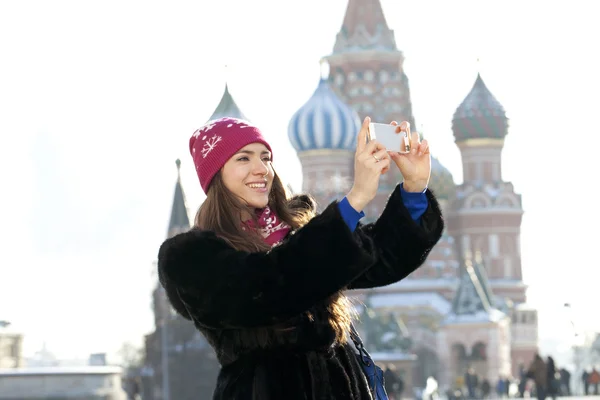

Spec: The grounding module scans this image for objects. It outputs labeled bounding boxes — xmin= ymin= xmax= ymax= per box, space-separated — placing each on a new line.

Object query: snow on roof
xmin=442 ymin=309 xmax=507 ymax=325
xmin=387 ymin=278 xmax=458 ymax=290
xmin=371 ymin=352 xmax=417 ymax=362
xmin=514 ymin=303 xmax=537 ymax=311
xmin=488 ymin=279 xmax=527 ymax=289
xmin=367 ymin=292 xmax=452 ymax=315
xmin=384 ymin=278 xmax=525 ymax=291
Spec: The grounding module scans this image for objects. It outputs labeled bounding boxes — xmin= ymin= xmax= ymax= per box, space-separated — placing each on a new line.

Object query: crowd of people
xmin=444 ymin=353 xmax=599 ymax=400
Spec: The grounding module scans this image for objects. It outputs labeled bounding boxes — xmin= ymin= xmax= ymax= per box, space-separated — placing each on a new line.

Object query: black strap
xmin=349 ymin=323 xmax=362 ymax=346
xmin=350 ymin=323 xmax=373 ymax=367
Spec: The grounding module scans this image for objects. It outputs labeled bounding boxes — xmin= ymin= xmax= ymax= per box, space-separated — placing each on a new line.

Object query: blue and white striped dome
xmin=288 ymin=79 xmax=361 ymax=152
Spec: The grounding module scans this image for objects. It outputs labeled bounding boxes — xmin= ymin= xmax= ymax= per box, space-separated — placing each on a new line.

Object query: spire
xmin=208 ymin=83 xmax=248 ymax=122
xmin=332 ymin=0 xmax=398 ymax=54
xmin=167 ymin=159 xmax=190 ymax=238
xmin=450 ymin=255 xmax=494 ymax=317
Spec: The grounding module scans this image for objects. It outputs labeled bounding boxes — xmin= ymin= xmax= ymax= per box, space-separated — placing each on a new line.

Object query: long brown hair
xmin=195 ymin=169 xmax=355 ymax=343
xmin=195 ymin=170 xmax=314 ymax=252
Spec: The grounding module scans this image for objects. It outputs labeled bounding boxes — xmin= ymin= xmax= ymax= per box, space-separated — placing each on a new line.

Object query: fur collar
xmin=287 ymin=193 xmax=317 ymax=213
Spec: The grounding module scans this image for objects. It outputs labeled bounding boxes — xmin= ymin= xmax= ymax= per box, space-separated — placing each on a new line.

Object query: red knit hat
xmin=189 ymin=117 xmax=273 ymax=193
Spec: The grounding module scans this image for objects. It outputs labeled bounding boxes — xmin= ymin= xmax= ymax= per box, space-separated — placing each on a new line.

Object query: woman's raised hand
xmin=346 ymin=117 xmax=390 ymax=212
xmin=389 ymin=121 xmax=431 ymax=193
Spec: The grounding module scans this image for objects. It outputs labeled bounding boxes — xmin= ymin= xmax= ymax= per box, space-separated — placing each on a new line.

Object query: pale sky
xmin=0 ymin=0 xmax=598 ymax=364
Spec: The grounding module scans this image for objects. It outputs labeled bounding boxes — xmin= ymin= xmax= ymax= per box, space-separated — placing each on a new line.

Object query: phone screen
xmin=368 ymin=123 xmax=410 ymax=153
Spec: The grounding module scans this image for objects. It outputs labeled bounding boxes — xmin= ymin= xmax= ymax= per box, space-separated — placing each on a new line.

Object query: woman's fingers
xmin=395 ymin=120 xmax=410 ymax=133
xmin=409 ymin=130 xmax=420 ymax=154
xmin=355 ymin=117 xmax=371 ymax=154
xmin=366 ymin=148 xmax=390 ymax=164
xmin=359 ymin=139 xmax=386 ymax=160
xmin=418 ymin=139 xmax=430 ymax=156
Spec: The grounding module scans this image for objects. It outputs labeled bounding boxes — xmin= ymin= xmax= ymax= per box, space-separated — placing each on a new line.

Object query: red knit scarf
xmin=244 ymin=206 xmax=291 ymax=247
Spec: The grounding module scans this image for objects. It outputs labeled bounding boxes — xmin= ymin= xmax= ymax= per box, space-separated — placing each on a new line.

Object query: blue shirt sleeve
xmin=337 ymin=197 xmax=365 ymax=232
xmin=337 ymin=184 xmax=429 ymax=231
xmin=399 ymin=183 xmax=428 ymax=224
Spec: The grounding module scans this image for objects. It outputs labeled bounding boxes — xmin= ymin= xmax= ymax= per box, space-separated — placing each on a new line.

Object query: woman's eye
xmin=237 ymin=157 xmax=249 ymax=161
xmin=262 ymin=157 xmax=272 ymax=162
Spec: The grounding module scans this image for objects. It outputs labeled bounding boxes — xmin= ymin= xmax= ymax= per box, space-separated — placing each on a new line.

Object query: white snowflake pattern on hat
xmin=191 ymin=121 xmax=223 ymax=158
xmin=200 ymin=135 xmax=222 ymax=158
xmin=191 ymin=118 xmax=257 ymax=159
xmin=225 ymin=118 xmax=252 ymax=129
xmin=192 ymin=121 xmax=217 ymax=138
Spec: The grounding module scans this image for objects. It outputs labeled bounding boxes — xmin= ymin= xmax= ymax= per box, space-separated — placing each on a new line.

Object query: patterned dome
xmin=429 ymin=157 xmax=455 ymax=200
xmin=288 ymin=78 xmax=361 ymax=152
xmin=452 ymin=73 xmax=508 ymax=142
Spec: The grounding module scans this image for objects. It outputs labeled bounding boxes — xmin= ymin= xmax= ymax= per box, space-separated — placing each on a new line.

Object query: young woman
xmin=158 ymin=116 xmax=444 ymax=399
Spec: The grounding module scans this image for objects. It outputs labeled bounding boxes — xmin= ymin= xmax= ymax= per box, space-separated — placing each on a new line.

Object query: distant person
xmin=527 ymin=353 xmax=548 ymax=400
xmin=582 ymin=369 xmax=590 ymax=395
xmin=518 ymin=363 xmax=527 ymax=397
xmin=546 ymin=356 xmax=558 ymax=400
xmin=383 ymin=364 xmax=404 ymax=399
xmin=422 ymin=376 xmax=440 ymax=400
xmin=481 ymin=378 xmax=491 ymax=398
xmin=589 ymin=368 xmax=600 ymax=395
xmin=503 ymin=376 xmax=510 ymax=397
xmin=559 ymin=368 xmax=570 ymax=396
xmin=496 ymin=376 xmax=506 ymax=398
xmin=157 ymin=117 xmax=443 ymax=399
xmin=465 ymin=368 xmax=478 ymax=399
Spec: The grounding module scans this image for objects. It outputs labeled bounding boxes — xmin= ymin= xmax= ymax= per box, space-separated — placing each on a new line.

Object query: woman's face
xmin=221 ymin=142 xmax=274 ymax=209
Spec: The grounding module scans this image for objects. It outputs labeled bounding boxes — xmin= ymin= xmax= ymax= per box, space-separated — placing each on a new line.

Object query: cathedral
xmin=146 ymin=0 xmax=539 ymax=395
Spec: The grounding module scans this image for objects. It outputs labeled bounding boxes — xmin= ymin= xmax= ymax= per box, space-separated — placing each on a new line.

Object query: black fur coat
xmin=158 ymin=185 xmax=444 ymax=399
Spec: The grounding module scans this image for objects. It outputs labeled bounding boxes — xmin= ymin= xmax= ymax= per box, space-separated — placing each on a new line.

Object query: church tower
xmin=446 ymin=73 xmax=527 ymax=304
xmin=152 ymin=159 xmax=191 ymax=327
xmin=446 ymin=73 xmax=538 ymax=377
xmin=324 ymin=0 xmax=416 ymax=128
xmin=323 ymin=0 xmax=420 ymax=195
xmin=317 ymin=0 xmax=461 ymax=291
xmin=320 ymin=0 xmax=460 ymax=220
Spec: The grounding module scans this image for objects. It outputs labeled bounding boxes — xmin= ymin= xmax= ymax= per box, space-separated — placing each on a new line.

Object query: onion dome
xmin=452 ymin=73 xmax=508 ymax=142
xmin=429 ymin=157 xmax=455 ymax=200
xmin=208 ymin=84 xmax=248 ymax=121
xmin=288 ymin=78 xmax=361 ymax=152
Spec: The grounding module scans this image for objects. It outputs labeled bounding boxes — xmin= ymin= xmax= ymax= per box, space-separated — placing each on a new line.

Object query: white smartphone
xmin=368 ymin=122 xmax=411 ymax=154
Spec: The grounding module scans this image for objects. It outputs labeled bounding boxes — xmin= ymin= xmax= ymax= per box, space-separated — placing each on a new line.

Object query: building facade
xmin=0 ymin=366 xmax=127 ymax=400
xmin=0 ymin=322 xmax=23 ymax=369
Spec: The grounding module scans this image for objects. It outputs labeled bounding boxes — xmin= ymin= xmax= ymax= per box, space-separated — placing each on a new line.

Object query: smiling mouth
xmin=246 ymin=183 xmax=267 ymax=189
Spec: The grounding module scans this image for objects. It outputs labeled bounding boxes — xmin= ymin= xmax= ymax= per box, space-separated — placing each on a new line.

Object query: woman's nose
xmin=252 ymin=159 xmax=268 ymax=176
